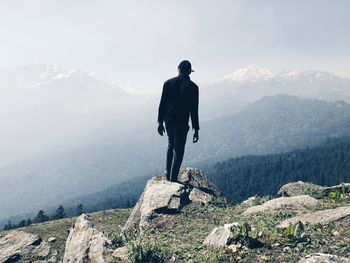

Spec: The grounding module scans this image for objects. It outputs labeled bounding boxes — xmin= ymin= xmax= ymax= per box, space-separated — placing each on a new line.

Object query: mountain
xmin=1 ymin=64 xmax=350 ymax=223
xmin=208 ymin=137 xmax=350 ymax=204
xmin=201 ymin=65 xmax=350 ymax=118
xmin=2 ymin=94 xmax=349 ymax=223
xmin=0 ymin=64 xmax=155 ymax=166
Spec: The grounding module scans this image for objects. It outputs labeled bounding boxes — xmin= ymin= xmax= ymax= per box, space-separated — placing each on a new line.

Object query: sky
xmin=0 ymin=0 xmax=349 ymax=91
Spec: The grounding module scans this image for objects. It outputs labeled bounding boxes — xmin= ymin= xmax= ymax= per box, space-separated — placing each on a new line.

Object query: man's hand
xmin=158 ymin=123 xmax=165 ymax=136
xmin=193 ymin=129 xmax=199 ymax=143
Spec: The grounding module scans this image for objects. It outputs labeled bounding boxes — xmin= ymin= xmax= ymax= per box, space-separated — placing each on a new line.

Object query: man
xmin=157 ymin=60 xmax=200 ymax=182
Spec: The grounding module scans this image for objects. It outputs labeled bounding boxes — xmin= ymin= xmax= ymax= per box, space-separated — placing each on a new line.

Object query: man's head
xmin=178 ymin=60 xmax=194 ymax=75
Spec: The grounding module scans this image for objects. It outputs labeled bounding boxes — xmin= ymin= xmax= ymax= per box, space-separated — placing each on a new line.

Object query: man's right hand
xmin=158 ymin=123 xmax=165 ymax=136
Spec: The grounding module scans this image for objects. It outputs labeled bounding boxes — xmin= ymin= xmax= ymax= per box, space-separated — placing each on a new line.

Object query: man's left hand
xmin=158 ymin=123 xmax=165 ymax=136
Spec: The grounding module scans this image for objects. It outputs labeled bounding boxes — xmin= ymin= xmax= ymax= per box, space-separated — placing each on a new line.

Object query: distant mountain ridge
xmin=1 ymin=64 xmax=350 ymax=223
xmin=201 ymin=65 xmax=350 ymax=118
xmin=1 ymin=94 xmax=349 ymax=222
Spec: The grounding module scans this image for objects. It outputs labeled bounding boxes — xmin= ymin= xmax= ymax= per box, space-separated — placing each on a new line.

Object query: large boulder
xmin=278 ymin=206 xmax=350 ymax=228
xmin=122 ymin=167 xmax=226 ymax=234
xmin=242 ymin=195 xmax=318 ymax=216
xmin=278 ymin=181 xmax=350 ymax=198
xmin=0 ymin=230 xmax=50 ymax=262
xmin=277 ymin=181 xmax=322 ymax=197
xmin=203 ymin=223 xmax=237 ymax=247
xmin=298 ymin=253 xmax=350 ymax=263
xmin=63 ymin=214 xmax=112 ymax=263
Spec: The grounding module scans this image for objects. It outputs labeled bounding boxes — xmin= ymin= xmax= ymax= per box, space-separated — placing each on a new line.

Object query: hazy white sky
xmin=0 ymin=0 xmax=349 ymax=91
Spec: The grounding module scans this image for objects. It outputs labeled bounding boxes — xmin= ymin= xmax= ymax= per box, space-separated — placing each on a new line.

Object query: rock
xmin=48 ymin=237 xmax=56 ymax=243
xmin=178 ymin=168 xmax=223 ymax=197
xmin=0 ymin=230 xmax=50 ymax=262
xmin=322 ymin=183 xmax=350 ymax=196
xmin=242 ymin=195 xmax=318 ymax=215
xmin=203 ymin=223 xmax=237 ymax=247
xmin=241 ymin=196 xmax=257 ymax=206
xmin=112 ymin=246 xmax=128 ymax=261
xmin=189 ymin=188 xmax=213 ymax=204
xmin=63 ymin=214 xmax=112 ymax=263
xmin=277 ymin=181 xmax=322 ymax=197
xmin=277 ymin=181 xmax=350 ymax=198
xmin=122 ymin=167 xmax=226 ymax=234
xmin=278 ymin=206 xmax=350 ymax=228
xmin=297 ymin=253 xmax=350 ymax=263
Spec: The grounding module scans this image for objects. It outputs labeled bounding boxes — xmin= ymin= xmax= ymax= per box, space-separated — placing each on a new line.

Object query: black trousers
xmin=165 ymin=121 xmax=190 ymax=182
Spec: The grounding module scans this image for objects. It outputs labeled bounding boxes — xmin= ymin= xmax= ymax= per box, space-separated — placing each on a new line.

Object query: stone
xmin=122 ymin=167 xmax=226 ymax=234
xmin=178 ymin=167 xmax=223 ymax=197
xmin=203 ymin=223 xmax=237 ymax=247
xmin=322 ymin=183 xmax=350 ymax=196
xmin=189 ymin=188 xmax=213 ymax=204
xmin=278 ymin=206 xmax=350 ymax=228
xmin=277 ymin=181 xmax=350 ymax=198
xmin=242 ymin=195 xmax=318 ymax=215
xmin=297 ymin=253 xmax=350 ymax=263
xmin=277 ymin=181 xmax=322 ymax=197
xmin=241 ymin=196 xmax=257 ymax=206
xmin=227 ymin=244 xmax=237 ymax=253
xmin=63 ymin=214 xmax=113 ymax=263
xmin=0 ymin=230 xmax=50 ymax=262
xmin=48 ymin=237 xmax=56 ymax=243
xmin=112 ymin=246 xmax=128 ymax=261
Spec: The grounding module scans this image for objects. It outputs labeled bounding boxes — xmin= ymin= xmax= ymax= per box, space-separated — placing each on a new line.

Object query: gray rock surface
xmin=278 ymin=181 xmax=350 ymax=198
xmin=241 ymin=196 xmax=257 ymax=206
xmin=322 ymin=183 xmax=350 ymax=196
xmin=122 ymin=167 xmax=226 ymax=234
xmin=63 ymin=214 xmax=112 ymax=263
xmin=113 ymin=246 xmax=128 ymax=261
xmin=277 ymin=181 xmax=322 ymax=197
xmin=203 ymin=223 xmax=237 ymax=247
xmin=298 ymin=253 xmax=350 ymax=263
xmin=242 ymin=195 xmax=318 ymax=215
xmin=278 ymin=206 xmax=350 ymax=228
xmin=0 ymin=230 xmax=50 ymax=262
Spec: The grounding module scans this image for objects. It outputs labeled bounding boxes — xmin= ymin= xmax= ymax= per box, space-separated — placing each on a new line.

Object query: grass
xmin=1 ymin=193 xmax=350 ymax=262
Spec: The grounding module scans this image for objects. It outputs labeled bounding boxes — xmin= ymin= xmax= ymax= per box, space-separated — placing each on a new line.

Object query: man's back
xmin=158 ymin=74 xmax=199 ymax=130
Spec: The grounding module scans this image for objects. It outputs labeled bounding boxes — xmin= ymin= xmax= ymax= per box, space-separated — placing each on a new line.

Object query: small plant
xmin=128 ymin=239 xmax=167 ymax=263
xmin=252 ymin=196 xmax=272 ymax=206
xmin=229 ymin=222 xmax=263 ymax=249
xmin=328 ymin=190 xmax=342 ymax=201
xmin=107 ymin=231 xmax=127 ymax=248
xmin=286 ymin=221 xmax=309 ymax=246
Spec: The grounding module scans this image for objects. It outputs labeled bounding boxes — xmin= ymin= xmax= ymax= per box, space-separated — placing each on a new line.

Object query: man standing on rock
xmin=157 ymin=60 xmax=200 ymax=182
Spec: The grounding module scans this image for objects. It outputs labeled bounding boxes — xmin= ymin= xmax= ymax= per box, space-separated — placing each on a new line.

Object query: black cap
xmin=178 ymin=60 xmax=194 ymax=73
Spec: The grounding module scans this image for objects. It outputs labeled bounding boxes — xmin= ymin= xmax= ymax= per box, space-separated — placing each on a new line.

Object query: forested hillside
xmin=208 ymin=137 xmax=350 ymax=204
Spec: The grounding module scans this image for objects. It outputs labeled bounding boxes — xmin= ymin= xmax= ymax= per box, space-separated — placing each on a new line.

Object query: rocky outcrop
xmin=278 ymin=206 xmax=350 ymax=228
xmin=241 ymin=196 xmax=257 ymax=206
xmin=203 ymin=223 xmax=236 ymax=247
xmin=122 ymin=167 xmax=226 ymax=234
xmin=242 ymin=195 xmax=318 ymax=215
xmin=0 ymin=230 xmax=50 ymax=262
xmin=298 ymin=253 xmax=350 ymax=263
xmin=63 ymin=214 xmax=112 ymax=263
xmin=112 ymin=246 xmax=128 ymax=261
xmin=277 ymin=181 xmax=322 ymax=197
xmin=278 ymin=181 xmax=350 ymax=198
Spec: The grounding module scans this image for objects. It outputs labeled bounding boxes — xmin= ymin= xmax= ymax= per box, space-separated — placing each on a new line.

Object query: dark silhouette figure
xmin=157 ymin=60 xmax=199 ymax=182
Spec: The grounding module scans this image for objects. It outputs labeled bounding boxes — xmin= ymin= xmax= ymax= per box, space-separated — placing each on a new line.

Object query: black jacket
xmin=157 ymin=74 xmax=199 ymax=130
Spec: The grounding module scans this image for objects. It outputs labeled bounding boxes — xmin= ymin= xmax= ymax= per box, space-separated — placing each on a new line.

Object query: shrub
xmin=128 ymin=239 xmax=167 ymax=263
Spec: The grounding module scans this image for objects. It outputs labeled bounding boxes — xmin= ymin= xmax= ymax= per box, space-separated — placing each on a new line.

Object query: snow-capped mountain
xmin=200 ymin=65 xmax=350 ymax=118
xmin=0 ymin=64 xmax=154 ymax=167
xmin=0 ymin=64 xmax=139 ymax=113
xmin=220 ymin=64 xmax=338 ymax=82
